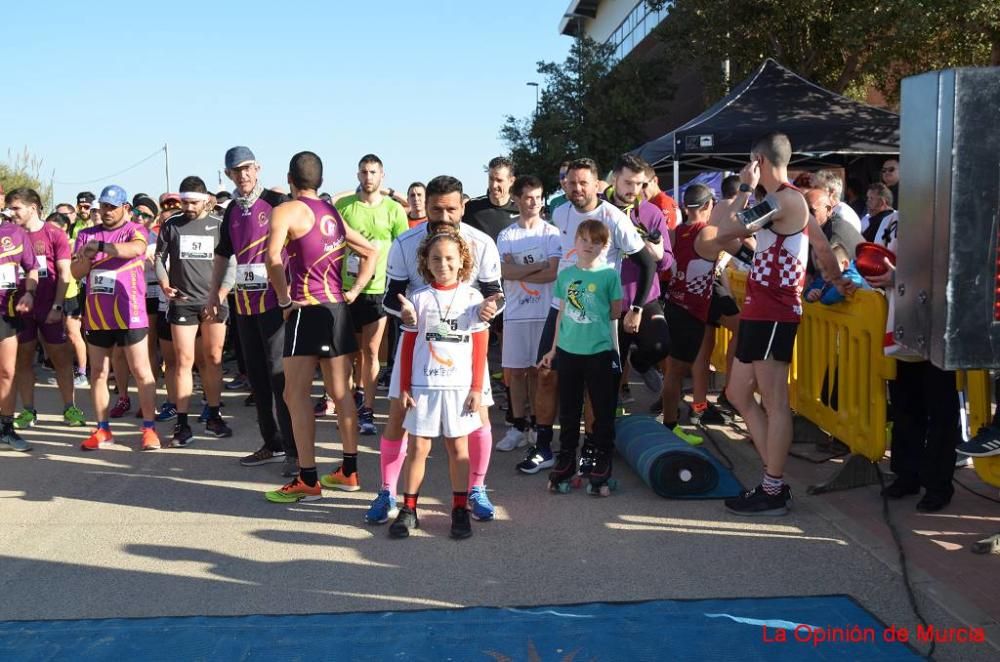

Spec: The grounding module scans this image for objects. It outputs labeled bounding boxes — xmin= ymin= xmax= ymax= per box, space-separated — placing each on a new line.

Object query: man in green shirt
xmin=336 ymin=154 xmax=409 ymax=435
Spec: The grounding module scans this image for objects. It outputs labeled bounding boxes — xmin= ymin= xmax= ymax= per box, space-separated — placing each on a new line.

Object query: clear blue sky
xmin=0 ymin=0 xmax=570 ymax=208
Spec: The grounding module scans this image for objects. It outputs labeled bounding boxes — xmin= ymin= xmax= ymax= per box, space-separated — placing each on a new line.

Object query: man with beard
xmin=156 ymin=176 xmax=235 ymax=447
xmin=335 ymin=154 xmax=409 ymax=436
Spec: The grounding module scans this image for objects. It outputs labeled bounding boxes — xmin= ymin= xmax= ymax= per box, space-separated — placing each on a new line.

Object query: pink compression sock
xmin=467 ymin=422 xmax=492 ymax=489
xmin=379 ymin=433 xmax=408 ymax=493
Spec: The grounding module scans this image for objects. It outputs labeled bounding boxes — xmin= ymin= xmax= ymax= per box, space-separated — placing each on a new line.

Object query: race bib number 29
xmin=236 ymin=263 xmax=268 ymax=291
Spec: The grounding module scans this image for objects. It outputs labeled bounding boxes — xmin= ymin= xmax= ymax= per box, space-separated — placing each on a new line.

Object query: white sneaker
xmin=496 ymin=426 xmax=528 ymax=452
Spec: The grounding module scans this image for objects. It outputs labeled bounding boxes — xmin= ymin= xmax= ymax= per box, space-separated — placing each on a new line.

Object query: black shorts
xmin=708 ymin=292 xmax=740 ymax=328
xmin=735 ymin=319 xmax=798 ymax=363
xmin=284 ymin=303 xmax=358 ymax=358
xmin=0 ymin=315 xmax=21 ymax=341
xmin=348 ymin=294 xmax=385 ymax=333
xmin=85 ymin=328 xmax=148 ymax=349
xmin=536 ymin=306 xmax=560 ymax=368
xmin=168 ymin=302 xmax=229 ymax=326
xmin=156 ymin=314 xmax=172 ymax=342
xmin=146 ymin=297 xmax=160 ymax=315
xmin=665 ymin=302 xmax=706 ymax=364
xmin=63 ymin=295 xmax=82 ymax=318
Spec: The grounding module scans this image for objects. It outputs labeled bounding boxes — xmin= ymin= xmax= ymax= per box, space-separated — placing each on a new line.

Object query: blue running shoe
xmin=155 ymin=402 xmax=177 ymax=422
xmin=198 ymin=404 xmax=210 ymax=423
xmin=365 ymin=489 xmax=399 ymax=525
xmin=468 ymin=485 xmax=495 ymax=521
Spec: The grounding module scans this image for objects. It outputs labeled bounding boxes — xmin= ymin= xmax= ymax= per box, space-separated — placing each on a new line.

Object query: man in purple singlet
xmin=263 ymin=151 xmax=377 ymax=504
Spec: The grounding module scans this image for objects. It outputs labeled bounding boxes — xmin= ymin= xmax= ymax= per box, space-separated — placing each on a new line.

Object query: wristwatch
xmin=738 ymin=183 xmax=752 ymax=193
xmin=629 ymin=304 xmax=642 ymax=314
xmin=53 ymin=304 xmax=63 ymax=311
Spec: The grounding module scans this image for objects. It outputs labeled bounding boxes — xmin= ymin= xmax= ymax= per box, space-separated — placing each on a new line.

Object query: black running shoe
xmin=170 ymin=424 xmax=194 ymax=448
xmin=244 ymin=392 xmax=256 ymax=407
xmin=691 ymin=403 xmax=727 ymax=425
xmin=716 ymin=392 xmax=738 ymax=417
xmin=205 ymin=417 xmax=233 ymax=438
xmin=725 ymin=484 xmax=790 ymax=516
xmin=389 ymin=506 xmax=419 ymax=538
xmin=450 ymin=506 xmax=472 ymax=539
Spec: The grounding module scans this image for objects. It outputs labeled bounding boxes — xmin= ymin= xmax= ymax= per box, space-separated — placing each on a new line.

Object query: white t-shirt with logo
xmin=549 ymin=199 xmax=645 ymax=308
xmin=496 ymin=220 xmax=561 ymax=322
xmin=403 ymin=283 xmax=489 ymax=390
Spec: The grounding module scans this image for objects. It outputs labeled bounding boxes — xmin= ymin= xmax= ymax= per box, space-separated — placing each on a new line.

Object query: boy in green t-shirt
xmin=539 ymin=219 xmax=623 ymax=495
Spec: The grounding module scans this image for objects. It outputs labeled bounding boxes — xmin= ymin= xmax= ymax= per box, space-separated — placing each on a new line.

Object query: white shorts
xmin=403 ymin=388 xmax=482 ymax=438
xmin=389 ymin=341 xmax=493 ymax=406
xmin=501 ymin=320 xmax=546 ymax=369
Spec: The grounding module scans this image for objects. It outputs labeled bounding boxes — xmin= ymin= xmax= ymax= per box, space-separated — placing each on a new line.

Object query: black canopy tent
xmin=633 ymin=59 xmax=900 ymax=175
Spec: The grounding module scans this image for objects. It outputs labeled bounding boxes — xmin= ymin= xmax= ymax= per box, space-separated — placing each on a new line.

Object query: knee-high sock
xmin=467 ymin=423 xmax=492 ymax=489
xmin=379 ymin=433 xmax=408 ymax=493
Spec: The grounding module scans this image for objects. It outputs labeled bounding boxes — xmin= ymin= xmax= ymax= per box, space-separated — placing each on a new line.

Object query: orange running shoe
xmin=81 ymin=428 xmax=113 ymax=451
xmin=265 ymin=477 xmax=323 ymax=503
xmin=320 ymin=466 xmax=361 ymax=491
xmin=141 ymin=427 xmax=161 ymax=451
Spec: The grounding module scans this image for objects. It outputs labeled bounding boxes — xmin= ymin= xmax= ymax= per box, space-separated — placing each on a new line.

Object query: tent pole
xmin=673 ymin=160 xmax=680 ymax=198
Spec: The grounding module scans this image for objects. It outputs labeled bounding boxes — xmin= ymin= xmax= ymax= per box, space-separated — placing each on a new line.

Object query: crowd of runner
xmin=1 ymin=134 xmax=997 ymax=538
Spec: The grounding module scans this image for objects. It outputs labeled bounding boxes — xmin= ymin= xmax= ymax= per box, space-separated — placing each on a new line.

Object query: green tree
xmin=0 ymin=147 xmax=53 ymax=209
xmin=500 ymin=36 xmax=669 ymax=196
xmin=645 ymin=0 xmax=999 ymax=106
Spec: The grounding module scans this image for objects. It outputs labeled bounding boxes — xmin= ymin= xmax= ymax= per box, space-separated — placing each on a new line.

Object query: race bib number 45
xmin=179 ymin=235 xmax=213 ymax=260
xmin=90 ymin=269 xmax=115 ymax=295
xmin=236 ymin=263 xmax=268 ymax=291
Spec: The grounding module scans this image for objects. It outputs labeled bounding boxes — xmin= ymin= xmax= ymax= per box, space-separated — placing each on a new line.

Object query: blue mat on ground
xmin=616 ymin=414 xmax=744 ymax=499
xmin=0 ymin=596 xmax=920 ymax=660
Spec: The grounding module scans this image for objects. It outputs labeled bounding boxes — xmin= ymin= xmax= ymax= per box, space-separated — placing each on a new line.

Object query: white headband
xmin=179 ymin=192 xmax=210 ymax=202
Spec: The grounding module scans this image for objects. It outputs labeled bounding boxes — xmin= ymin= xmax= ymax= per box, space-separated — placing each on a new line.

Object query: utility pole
xmin=163 ymin=143 xmax=170 ymax=192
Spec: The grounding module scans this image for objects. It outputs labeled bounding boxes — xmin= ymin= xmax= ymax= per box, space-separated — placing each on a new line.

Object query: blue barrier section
xmin=616 ymin=415 xmax=743 ymax=499
xmin=0 ymin=596 xmax=920 ymax=661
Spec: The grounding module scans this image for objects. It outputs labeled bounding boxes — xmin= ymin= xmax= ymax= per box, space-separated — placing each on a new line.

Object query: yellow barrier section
xmin=711 ymin=268 xmax=893 ymax=460
xmin=794 ymin=292 xmax=897 ymax=461
xmin=959 ymin=370 xmax=1000 ymax=488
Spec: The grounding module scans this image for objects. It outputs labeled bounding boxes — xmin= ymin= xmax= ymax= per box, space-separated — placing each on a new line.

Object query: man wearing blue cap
xmin=70 ymin=185 xmax=162 ymax=451
xmin=206 ymin=147 xmax=298 ymax=472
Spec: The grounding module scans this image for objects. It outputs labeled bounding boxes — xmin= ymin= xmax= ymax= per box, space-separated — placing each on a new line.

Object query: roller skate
xmin=573 ymin=443 xmax=598 ymax=489
xmin=586 ymin=447 xmax=618 ymax=497
xmin=547 ymin=450 xmax=577 ymax=494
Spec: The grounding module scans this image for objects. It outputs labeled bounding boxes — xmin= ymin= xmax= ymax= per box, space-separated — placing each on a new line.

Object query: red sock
xmin=403 ymin=493 xmax=419 ymax=510
xmin=452 ymin=491 xmax=468 ymax=509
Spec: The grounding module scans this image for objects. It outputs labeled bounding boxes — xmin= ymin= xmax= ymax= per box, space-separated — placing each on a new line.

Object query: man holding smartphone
xmin=705 ymin=132 xmax=851 ymax=516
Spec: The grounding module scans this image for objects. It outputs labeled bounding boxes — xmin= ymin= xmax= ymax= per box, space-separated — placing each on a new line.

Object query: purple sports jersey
xmin=25 ymin=223 xmax=72 ymax=314
xmin=287 ymin=197 xmax=347 ymax=305
xmin=618 ymin=199 xmax=672 ymax=308
xmin=223 ymin=197 xmax=280 ymax=315
xmin=74 ymin=221 xmax=149 ymax=331
xmin=0 ymin=223 xmax=37 ymax=316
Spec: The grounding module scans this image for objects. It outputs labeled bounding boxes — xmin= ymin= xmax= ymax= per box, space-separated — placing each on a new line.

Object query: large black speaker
xmin=894 ymin=67 xmax=1000 ymax=370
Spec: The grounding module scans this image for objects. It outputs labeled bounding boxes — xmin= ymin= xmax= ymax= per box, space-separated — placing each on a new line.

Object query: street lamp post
xmin=526 ymin=81 xmax=539 ymax=112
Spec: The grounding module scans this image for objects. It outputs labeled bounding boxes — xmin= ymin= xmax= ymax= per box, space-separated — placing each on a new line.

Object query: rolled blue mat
xmin=615 ymin=415 xmax=743 ymax=499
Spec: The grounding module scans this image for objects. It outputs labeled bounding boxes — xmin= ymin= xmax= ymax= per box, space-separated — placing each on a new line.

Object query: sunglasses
xmin=77 ymin=203 xmax=91 ymax=210
xmin=132 ymin=209 xmax=155 ymax=221
xmin=162 ymin=201 xmax=181 ymax=210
